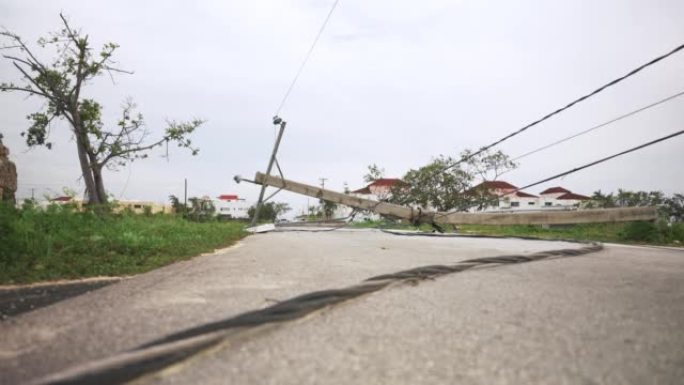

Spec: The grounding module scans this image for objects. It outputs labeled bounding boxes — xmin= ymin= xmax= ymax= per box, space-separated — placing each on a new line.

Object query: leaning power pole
xmin=250 ymin=116 xmax=287 ymax=227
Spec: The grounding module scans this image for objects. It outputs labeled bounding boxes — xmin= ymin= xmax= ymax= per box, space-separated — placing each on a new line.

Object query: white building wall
xmin=539 ymin=194 xmax=583 ymax=208
xmin=492 ymin=195 xmax=539 ymax=211
xmin=214 ymin=199 xmax=251 ymax=219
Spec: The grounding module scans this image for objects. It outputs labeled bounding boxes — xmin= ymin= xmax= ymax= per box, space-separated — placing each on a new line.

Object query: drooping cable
xmin=511 ymin=89 xmax=684 ymax=163
xmin=274 ymin=0 xmax=341 ymax=116
xmin=441 ymin=42 xmax=684 ymax=172
xmin=516 ymin=129 xmax=684 ymax=192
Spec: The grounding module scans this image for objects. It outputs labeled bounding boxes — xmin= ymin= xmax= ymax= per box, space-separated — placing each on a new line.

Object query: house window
xmin=511 ymin=202 xmax=520 ymax=207
xmin=545 ymin=202 xmax=552 ymax=207
xmin=528 ymin=202 xmax=535 ymax=205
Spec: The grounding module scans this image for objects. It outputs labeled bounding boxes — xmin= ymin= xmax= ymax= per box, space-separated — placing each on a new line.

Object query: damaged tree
xmin=390 ymin=149 xmax=517 ymax=212
xmin=0 ymin=134 xmax=18 ymax=203
xmin=0 ymin=14 xmax=203 ymax=204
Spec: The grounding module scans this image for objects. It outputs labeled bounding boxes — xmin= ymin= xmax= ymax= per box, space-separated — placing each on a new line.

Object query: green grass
xmin=461 ymin=222 xmax=683 ymax=246
xmin=353 ymin=219 xmax=684 ymax=246
xmin=0 ymin=204 xmax=247 ymax=285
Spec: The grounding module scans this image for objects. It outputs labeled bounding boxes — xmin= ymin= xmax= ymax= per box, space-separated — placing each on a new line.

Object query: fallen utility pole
xmin=250 ymin=172 xmax=657 ymax=225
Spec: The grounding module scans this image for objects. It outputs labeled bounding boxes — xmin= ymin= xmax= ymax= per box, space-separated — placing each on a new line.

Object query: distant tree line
xmin=584 ymin=190 xmax=683 ymax=222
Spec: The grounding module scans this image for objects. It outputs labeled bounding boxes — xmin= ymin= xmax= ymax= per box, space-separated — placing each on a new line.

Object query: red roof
xmin=472 ymin=180 xmax=518 ymax=190
xmin=352 ymin=178 xmax=407 ymax=194
xmin=557 ymin=192 xmax=590 ymax=200
xmin=540 ymin=187 xmax=571 ymax=194
xmin=51 ymin=196 xmax=73 ymax=202
xmin=218 ymin=194 xmax=239 ymax=201
xmin=351 ymin=186 xmax=372 ymax=194
xmin=369 ymin=178 xmax=407 ymax=187
xmin=507 ymin=190 xmax=538 ymax=198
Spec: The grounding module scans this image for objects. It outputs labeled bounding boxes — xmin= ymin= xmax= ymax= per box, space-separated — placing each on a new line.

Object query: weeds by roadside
xmin=352 ymin=219 xmax=684 ymax=246
xmin=0 ymin=203 xmax=246 ymax=284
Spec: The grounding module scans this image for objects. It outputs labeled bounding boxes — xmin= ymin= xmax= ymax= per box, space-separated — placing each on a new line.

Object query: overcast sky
xmin=1 ymin=0 xmax=683 ymax=215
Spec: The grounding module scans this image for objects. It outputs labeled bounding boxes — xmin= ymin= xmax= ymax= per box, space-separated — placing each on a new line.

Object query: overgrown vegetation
xmin=460 ymin=221 xmax=683 ymax=245
xmin=353 ymin=219 xmax=683 ymax=246
xmin=0 ymin=203 xmax=246 ymax=284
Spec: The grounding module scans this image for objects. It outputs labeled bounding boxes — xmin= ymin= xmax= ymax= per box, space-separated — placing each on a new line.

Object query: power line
xmin=274 ymin=0 xmax=341 ymax=116
xmin=510 ymin=89 xmax=684 ymax=163
xmin=433 ymin=128 xmax=683 ymax=221
xmin=517 ymin=128 xmax=684 ymax=192
xmin=442 ymin=42 xmax=684 ymax=172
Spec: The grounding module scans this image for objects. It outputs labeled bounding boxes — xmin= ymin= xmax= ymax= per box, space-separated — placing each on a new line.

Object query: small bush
xmin=618 ymin=221 xmax=661 ymax=243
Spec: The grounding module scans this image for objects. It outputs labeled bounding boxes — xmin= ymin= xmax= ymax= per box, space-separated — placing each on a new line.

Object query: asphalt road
xmin=0 ymin=278 xmax=121 ymax=320
xmin=1 ymin=230 xmax=682 ymax=385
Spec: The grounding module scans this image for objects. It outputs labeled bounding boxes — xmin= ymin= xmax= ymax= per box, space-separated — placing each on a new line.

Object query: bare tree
xmin=0 ymin=14 xmax=203 ymax=204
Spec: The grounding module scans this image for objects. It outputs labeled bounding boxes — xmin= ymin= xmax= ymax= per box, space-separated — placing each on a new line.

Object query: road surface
xmin=1 ymin=229 xmax=682 ymax=384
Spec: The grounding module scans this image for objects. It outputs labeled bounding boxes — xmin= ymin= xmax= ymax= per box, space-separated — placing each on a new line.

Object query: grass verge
xmin=353 ymin=219 xmax=684 ymax=246
xmin=0 ymin=204 xmax=247 ymax=285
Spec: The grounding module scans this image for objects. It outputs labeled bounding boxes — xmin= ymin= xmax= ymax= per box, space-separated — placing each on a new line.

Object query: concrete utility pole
xmin=251 ymin=117 xmax=287 ymax=227
xmin=253 ymin=172 xmax=658 ymax=226
xmin=319 ymin=178 xmax=327 ymax=189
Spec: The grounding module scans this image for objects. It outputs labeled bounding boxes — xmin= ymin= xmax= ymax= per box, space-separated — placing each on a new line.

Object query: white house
xmin=539 ymin=187 xmax=591 ymax=208
xmin=468 ymin=181 xmax=540 ymax=211
xmin=214 ymin=194 xmax=250 ymax=219
xmin=330 ymin=178 xmax=409 ymax=221
xmin=499 ymin=190 xmax=540 ymax=209
xmin=469 ymin=182 xmax=590 ymax=211
xmin=351 ymin=178 xmax=408 ymax=201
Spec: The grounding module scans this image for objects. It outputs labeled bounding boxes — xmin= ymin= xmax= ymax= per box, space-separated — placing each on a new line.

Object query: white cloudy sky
xmin=1 ymin=0 xmax=683 ymax=215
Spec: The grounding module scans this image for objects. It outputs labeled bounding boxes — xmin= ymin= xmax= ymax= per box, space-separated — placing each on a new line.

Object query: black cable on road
xmin=517 ymin=128 xmax=684 ymax=192
xmin=441 ymin=42 xmax=684 ymax=172
xmin=32 ymin=240 xmax=603 ymax=385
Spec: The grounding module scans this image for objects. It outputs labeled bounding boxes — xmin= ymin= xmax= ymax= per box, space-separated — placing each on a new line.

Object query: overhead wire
xmin=440 ymin=42 xmax=684 ymax=173
xmin=274 ymin=0 xmax=341 ymax=116
xmin=432 ymin=128 xmax=684 ymax=222
xmin=508 ymin=89 xmax=684 ymax=164
xmin=516 ymin=128 xmax=684 ymax=192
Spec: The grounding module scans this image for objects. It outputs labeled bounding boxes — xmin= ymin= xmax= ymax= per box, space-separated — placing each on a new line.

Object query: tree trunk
xmin=72 ymin=111 xmax=101 ymax=204
xmin=91 ymin=165 xmax=108 ymax=204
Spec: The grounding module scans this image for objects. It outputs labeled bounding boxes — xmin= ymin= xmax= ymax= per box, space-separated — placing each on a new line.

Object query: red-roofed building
xmin=51 ymin=196 xmax=74 ymax=202
xmin=557 ymin=192 xmax=590 ymax=200
xmin=217 ymin=194 xmax=239 ymax=201
xmin=351 ymin=178 xmax=408 ymax=199
xmin=539 ymin=186 xmax=590 ymax=208
xmin=214 ymin=194 xmax=250 ymax=219
xmin=539 ymin=187 xmax=571 ymax=195
xmin=347 ymin=178 xmax=408 ymax=220
xmin=469 ymin=180 xmax=518 ymax=197
xmin=468 ymin=181 xmax=592 ymax=211
xmin=468 ymin=181 xmax=540 ymax=211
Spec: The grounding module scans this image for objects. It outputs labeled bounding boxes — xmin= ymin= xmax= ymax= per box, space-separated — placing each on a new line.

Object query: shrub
xmin=619 ymin=221 xmax=662 ymax=243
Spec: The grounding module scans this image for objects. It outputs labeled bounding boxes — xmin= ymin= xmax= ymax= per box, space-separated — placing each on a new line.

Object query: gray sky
xmin=1 ymin=0 xmax=683 ymax=215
